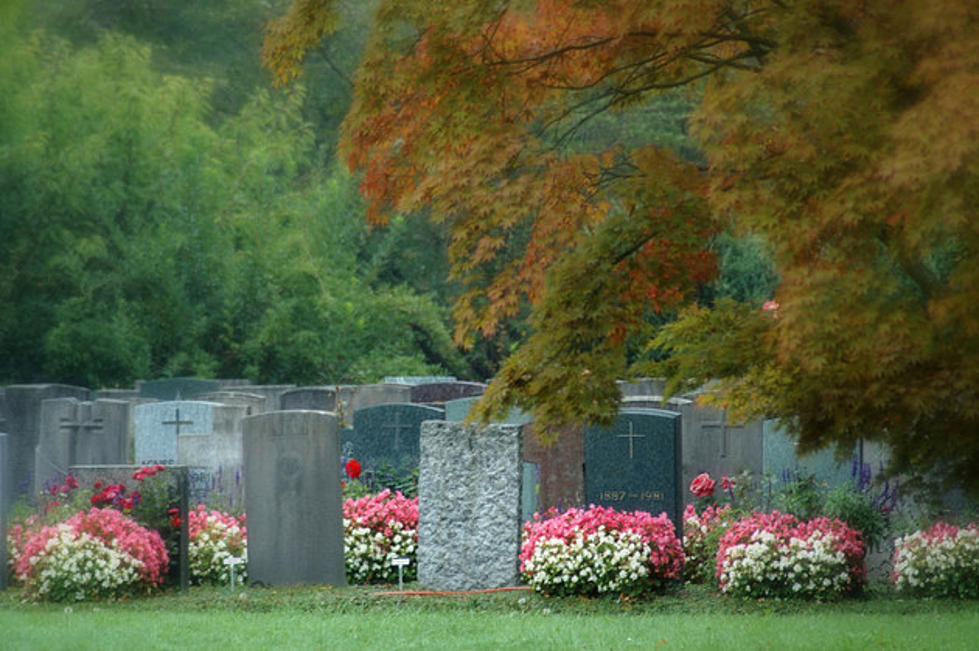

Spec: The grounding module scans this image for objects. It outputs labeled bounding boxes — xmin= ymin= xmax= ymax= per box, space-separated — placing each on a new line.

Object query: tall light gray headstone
xmin=3 ymin=384 xmax=90 ymax=500
xmin=35 ymin=398 xmax=130 ymax=495
xmin=418 ymin=421 xmax=522 ymax=590
xmin=243 ymin=411 xmax=344 ymax=586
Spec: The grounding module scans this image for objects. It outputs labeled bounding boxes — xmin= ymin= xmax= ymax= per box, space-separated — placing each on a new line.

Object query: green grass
xmin=1 ymin=584 xmax=977 ymax=650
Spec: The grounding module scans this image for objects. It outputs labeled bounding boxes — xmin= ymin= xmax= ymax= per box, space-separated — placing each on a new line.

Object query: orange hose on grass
xmin=375 ymin=586 xmax=532 ymax=597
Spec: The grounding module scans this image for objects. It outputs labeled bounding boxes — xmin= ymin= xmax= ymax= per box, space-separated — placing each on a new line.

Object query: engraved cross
xmin=617 ymin=422 xmax=646 ymax=460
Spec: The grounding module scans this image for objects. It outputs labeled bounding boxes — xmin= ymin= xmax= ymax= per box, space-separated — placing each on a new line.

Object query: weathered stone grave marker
xmin=35 ymin=398 xmax=129 ymax=495
xmin=344 ymin=403 xmax=444 ymax=485
xmin=418 ymin=421 xmax=523 ymax=590
xmin=243 ymin=411 xmax=344 ymax=586
xmin=584 ymin=409 xmax=682 ymax=535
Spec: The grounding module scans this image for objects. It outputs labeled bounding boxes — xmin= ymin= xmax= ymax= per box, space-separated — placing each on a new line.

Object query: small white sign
xmin=224 ymin=556 xmax=245 ymax=567
xmin=391 ymin=557 xmax=411 ymax=567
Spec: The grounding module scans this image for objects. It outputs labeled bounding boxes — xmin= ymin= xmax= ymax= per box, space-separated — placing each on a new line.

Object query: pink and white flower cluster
xmin=9 ymin=508 xmax=168 ymax=601
xmin=716 ymin=511 xmax=865 ymax=600
xmin=520 ymin=506 xmax=683 ymax=597
xmin=187 ymin=505 xmax=248 ymax=586
xmin=682 ymin=503 xmax=735 ymax=583
xmin=892 ymin=521 xmax=979 ymax=598
xmin=343 ymin=489 xmax=418 ymax=584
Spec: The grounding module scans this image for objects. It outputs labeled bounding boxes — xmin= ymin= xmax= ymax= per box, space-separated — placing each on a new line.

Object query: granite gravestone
xmin=418 ymin=421 xmax=523 ymax=590
xmin=408 ymin=381 xmax=487 ymax=405
xmin=134 ymin=401 xmax=217 ymax=466
xmin=3 ymin=384 xmax=90 ymax=500
xmin=279 ymin=387 xmax=336 ymax=412
xmin=523 ymin=423 xmax=586 ymax=516
xmin=137 ymin=378 xmax=221 ymax=401
xmin=34 ymin=398 xmax=130 ymax=495
xmin=345 ymin=404 xmax=444 ymax=480
xmin=584 ymin=409 xmax=682 ymax=535
xmin=223 ymin=385 xmax=294 ymax=412
xmin=681 ymin=403 xmax=763 ymax=493
xmin=243 ymin=411 xmax=344 ymax=586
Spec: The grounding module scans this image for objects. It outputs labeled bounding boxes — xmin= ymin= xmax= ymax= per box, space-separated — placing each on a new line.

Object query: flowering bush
xmin=343 ymin=489 xmax=418 ymax=584
xmin=520 ymin=506 xmax=683 ymax=597
xmin=892 ymin=521 xmax=979 ymax=598
xmin=187 ymin=505 xmax=248 ymax=586
xmin=11 ymin=508 xmax=168 ymax=601
xmin=716 ymin=511 xmax=865 ymax=600
xmin=682 ymin=504 xmax=735 ymax=583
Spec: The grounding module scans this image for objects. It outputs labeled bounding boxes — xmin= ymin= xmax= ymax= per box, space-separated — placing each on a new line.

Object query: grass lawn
xmin=1 ymin=583 xmax=977 ymax=650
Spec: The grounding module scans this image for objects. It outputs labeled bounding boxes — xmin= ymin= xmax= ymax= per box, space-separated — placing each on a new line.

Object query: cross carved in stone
xmin=382 ymin=412 xmax=413 ymax=451
xmin=617 ymin=421 xmax=646 ymax=460
xmin=163 ymin=408 xmax=194 ymax=436
xmin=59 ymin=415 xmax=105 ymax=434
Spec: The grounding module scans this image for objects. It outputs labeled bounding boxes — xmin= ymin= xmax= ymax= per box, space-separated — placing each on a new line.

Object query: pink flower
xmin=720 ymin=476 xmax=733 ymax=491
xmin=762 ymin=300 xmax=779 ymax=312
xmin=690 ymin=473 xmax=715 ymax=498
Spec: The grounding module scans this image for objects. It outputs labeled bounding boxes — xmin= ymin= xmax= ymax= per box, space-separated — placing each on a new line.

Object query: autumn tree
xmin=266 ymin=0 xmax=979 ymax=494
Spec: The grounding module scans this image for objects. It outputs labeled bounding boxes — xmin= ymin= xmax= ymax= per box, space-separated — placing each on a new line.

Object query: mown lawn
xmin=1 ymin=583 xmax=976 ymax=650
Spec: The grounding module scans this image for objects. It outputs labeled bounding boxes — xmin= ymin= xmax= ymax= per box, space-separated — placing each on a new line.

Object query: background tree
xmin=267 ymin=0 xmax=979 ymax=494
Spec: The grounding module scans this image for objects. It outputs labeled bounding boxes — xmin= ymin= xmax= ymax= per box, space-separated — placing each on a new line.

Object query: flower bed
xmin=520 ymin=506 xmax=683 ymax=597
xmin=892 ymin=521 xmax=979 ymax=598
xmin=716 ymin=511 xmax=865 ymax=600
xmin=187 ymin=505 xmax=248 ymax=586
xmin=343 ymin=489 xmax=418 ymax=584
xmin=682 ymin=503 xmax=735 ymax=584
xmin=10 ymin=507 xmax=168 ymax=602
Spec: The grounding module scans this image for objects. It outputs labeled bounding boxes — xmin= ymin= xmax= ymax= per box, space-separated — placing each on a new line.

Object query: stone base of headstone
xmin=418 ymin=421 xmax=522 ymax=590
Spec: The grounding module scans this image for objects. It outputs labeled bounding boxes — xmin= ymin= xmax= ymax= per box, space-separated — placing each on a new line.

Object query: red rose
xmin=65 ymin=476 xmax=79 ymax=489
xmin=345 ymin=459 xmax=362 ymax=479
xmin=690 ymin=473 xmax=715 ymax=498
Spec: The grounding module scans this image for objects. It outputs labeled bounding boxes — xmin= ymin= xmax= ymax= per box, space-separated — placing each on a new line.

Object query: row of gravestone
xmin=1 ymin=380 xmax=879 ymax=517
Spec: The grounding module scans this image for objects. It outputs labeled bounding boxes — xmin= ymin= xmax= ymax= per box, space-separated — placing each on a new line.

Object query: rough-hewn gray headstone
xmin=418 ymin=421 xmax=523 ymax=590
xmin=3 ymin=384 xmax=90 ymax=500
xmin=585 ymin=409 xmax=682 ymax=534
xmin=346 ymin=404 xmax=443 ymax=482
xmin=243 ymin=411 xmax=344 ymax=586
xmin=279 ymin=387 xmax=337 ymax=412
xmin=34 ymin=398 xmax=130 ymax=495
xmin=137 ymin=378 xmax=221 ymax=401
xmin=409 ymin=381 xmax=486 ymax=405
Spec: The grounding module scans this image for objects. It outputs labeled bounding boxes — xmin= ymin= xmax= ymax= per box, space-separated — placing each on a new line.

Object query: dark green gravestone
xmin=344 ymin=404 xmax=444 ymax=478
xmin=584 ymin=409 xmax=682 ymax=536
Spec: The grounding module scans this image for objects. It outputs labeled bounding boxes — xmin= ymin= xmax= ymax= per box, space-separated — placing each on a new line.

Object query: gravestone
xmin=197 ymin=392 xmax=268 ymax=416
xmin=444 ymin=397 xmax=532 ymax=425
xmin=523 ymin=423 xmax=586 ymax=515
xmin=345 ymin=404 xmax=444 ymax=482
xmin=418 ymin=421 xmax=523 ymax=590
xmin=279 ymin=387 xmax=336 ymax=412
xmin=385 ymin=376 xmax=457 ymax=385
xmin=34 ymin=398 xmax=130 ymax=495
xmin=95 ymin=388 xmax=141 ymax=401
xmin=0 ymin=433 xmax=7 ymax=590
xmin=762 ymin=419 xmax=853 ymax=486
xmin=138 ymin=378 xmax=221 ymax=401
xmin=584 ymin=409 xmax=682 ymax=535
xmin=226 ymin=385 xmax=294 ymax=412
xmin=134 ymin=401 xmax=248 ymax=508
xmin=409 ymin=381 xmax=486 ymax=405
xmin=347 ymin=384 xmax=412 ymax=413
xmin=681 ymin=403 xmax=763 ymax=493
xmin=3 ymin=384 xmax=91 ymax=500
xmin=243 ymin=411 xmax=344 ymax=586
xmin=617 ymin=378 xmax=668 ymax=398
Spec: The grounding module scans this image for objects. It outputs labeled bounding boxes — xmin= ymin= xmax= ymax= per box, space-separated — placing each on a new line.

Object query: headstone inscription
xmin=3 ymin=384 xmax=90 ymax=500
xmin=243 ymin=411 xmax=344 ymax=586
xmin=137 ymin=378 xmax=221 ymax=401
xmin=584 ymin=409 xmax=682 ymax=535
xmin=34 ymin=398 xmax=130 ymax=495
xmin=345 ymin=404 xmax=444 ymax=480
xmin=418 ymin=421 xmax=523 ymax=590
